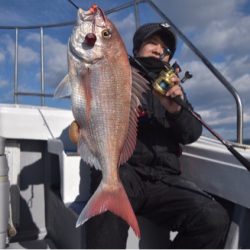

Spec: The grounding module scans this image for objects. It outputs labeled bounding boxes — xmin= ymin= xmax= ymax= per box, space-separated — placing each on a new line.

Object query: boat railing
xmin=0 ymin=0 xmax=243 ymax=143
xmin=0 ymin=137 xmax=9 ymax=249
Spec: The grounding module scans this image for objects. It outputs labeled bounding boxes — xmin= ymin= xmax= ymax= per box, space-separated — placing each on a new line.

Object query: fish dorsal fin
xmin=119 ymin=67 xmax=149 ymax=165
xmin=54 ymin=74 xmax=72 ymax=98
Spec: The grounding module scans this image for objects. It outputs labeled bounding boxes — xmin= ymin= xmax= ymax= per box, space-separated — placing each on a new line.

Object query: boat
xmin=1 ymin=0 xmax=250 ymax=248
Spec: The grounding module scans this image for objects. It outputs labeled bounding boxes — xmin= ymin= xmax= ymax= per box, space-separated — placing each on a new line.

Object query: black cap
xmin=133 ymin=22 xmax=177 ymax=60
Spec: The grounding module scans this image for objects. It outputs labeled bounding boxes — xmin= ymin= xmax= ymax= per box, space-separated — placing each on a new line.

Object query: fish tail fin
xmin=76 ymin=182 xmax=140 ymax=238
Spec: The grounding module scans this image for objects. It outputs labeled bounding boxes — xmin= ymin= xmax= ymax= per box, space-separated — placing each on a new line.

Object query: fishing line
xmin=68 ymin=0 xmax=79 ymax=10
xmin=38 ymin=108 xmax=55 ymax=139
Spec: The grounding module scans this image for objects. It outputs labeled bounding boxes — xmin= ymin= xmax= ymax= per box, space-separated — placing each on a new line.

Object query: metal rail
xmin=40 ymin=27 xmax=45 ymax=106
xmin=134 ymin=0 xmax=141 ymax=29
xmin=0 ymin=137 xmax=9 ymax=249
xmin=14 ymin=29 xmax=18 ymax=104
xmin=147 ymin=0 xmax=243 ymax=143
xmin=0 ymin=0 xmax=145 ymax=30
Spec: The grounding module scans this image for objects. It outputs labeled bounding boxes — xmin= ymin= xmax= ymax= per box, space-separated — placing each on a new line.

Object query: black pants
xmin=85 ymin=165 xmax=230 ymax=249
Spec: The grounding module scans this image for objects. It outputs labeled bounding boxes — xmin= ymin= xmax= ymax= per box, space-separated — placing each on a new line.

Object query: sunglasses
xmin=160 ymin=47 xmax=172 ymax=60
xmin=163 ymin=47 xmax=172 ymax=56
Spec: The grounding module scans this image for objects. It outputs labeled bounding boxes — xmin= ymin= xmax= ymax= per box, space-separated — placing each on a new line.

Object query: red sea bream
xmin=55 ymin=5 xmax=148 ymax=237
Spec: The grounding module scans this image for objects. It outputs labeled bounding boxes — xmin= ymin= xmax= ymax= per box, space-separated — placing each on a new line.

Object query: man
xmin=85 ymin=23 xmax=230 ymax=249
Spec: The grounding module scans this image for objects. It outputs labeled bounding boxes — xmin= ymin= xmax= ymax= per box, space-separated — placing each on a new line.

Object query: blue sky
xmin=0 ymin=0 xmax=250 ymax=142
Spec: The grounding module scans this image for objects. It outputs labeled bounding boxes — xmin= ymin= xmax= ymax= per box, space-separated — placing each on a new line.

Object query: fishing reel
xmin=152 ymin=62 xmax=193 ymax=96
xmin=129 ymin=56 xmax=193 ymax=96
xmin=153 ymin=64 xmax=177 ymax=95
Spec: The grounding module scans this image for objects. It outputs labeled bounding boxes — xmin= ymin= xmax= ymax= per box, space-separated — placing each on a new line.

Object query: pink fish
xmin=55 ymin=5 xmax=148 ymax=237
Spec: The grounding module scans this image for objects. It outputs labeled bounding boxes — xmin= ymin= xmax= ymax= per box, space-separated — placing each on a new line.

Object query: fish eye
xmin=102 ymin=28 xmax=112 ymax=39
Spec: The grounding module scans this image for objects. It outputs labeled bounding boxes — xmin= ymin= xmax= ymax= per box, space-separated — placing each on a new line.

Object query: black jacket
xmin=127 ymin=63 xmax=202 ymax=180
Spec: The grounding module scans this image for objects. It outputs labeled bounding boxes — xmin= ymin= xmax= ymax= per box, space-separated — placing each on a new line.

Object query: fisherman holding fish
xmin=56 ymin=5 xmax=229 ymax=249
xmin=84 ymin=22 xmax=230 ymax=249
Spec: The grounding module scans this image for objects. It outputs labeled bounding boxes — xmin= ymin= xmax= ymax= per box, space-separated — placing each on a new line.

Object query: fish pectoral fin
xmin=54 ymin=74 xmax=72 ymax=98
xmin=78 ymin=135 xmax=101 ymax=170
xmin=76 ymin=182 xmax=140 ymax=238
xmin=119 ymin=67 xmax=150 ymax=165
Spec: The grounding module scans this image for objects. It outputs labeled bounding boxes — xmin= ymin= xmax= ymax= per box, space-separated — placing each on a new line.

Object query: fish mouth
xmin=81 ymin=5 xmax=107 ymax=28
xmin=69 ymin=41 xmax=103 ymax=64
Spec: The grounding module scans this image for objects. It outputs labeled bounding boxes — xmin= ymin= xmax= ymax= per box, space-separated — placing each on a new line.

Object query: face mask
xmin=133 ymin=56 xmax=169 ymax=80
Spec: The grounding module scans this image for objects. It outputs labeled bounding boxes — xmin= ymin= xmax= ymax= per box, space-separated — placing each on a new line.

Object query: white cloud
xmin=154 ymin=0 xmax=246 ymax=32
xmin=221 ymin=55 xmax=250 ymax=80
xmin=171 ymin=0 xmax=250 ymax=140
xmin=234 ymin=74 xmax=250 ymax=94
xmin=177 ymin=58 xmax=248 ymax=140
xmin=195 ymin=15 xmax=250 ymax=57
xmin=1 ymin=34 xmax=39 ymax=64
xmin=26 ymin=33 xmax=67 ymax=87
xmin=244 ymin=112 xmax=250 ymax=124
xmin=19 ymin=46 xmax=39 ymax=64
xmin=198 ymin=108 xmax=236 ymax=126
xmin=180 ymin=60 xmax=231 ymax=105
xmin=0 ymin=79 xmax=7 ymax=88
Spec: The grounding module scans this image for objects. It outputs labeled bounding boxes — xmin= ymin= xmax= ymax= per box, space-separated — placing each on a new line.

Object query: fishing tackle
xmin=84 ymin=33 xmax=97 ymax=47
xmin=152 ymin=63 xmax=178 ymax=95
xmin=130 ymin=56 xmax=250 ymax=171
xmin=68 ymin=2 xmax=106 ymax=47
xmin=181 ymin=71 xmax=193 ymax=83
xmin=171 ymin=62 xmax=192 ymax=83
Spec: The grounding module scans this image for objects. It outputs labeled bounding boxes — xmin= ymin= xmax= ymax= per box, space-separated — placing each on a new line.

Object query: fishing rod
xmin=173 ymin=97 xmax=250 ymax=171
xmin=130 ymin=56 xmax=250 ymax=171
